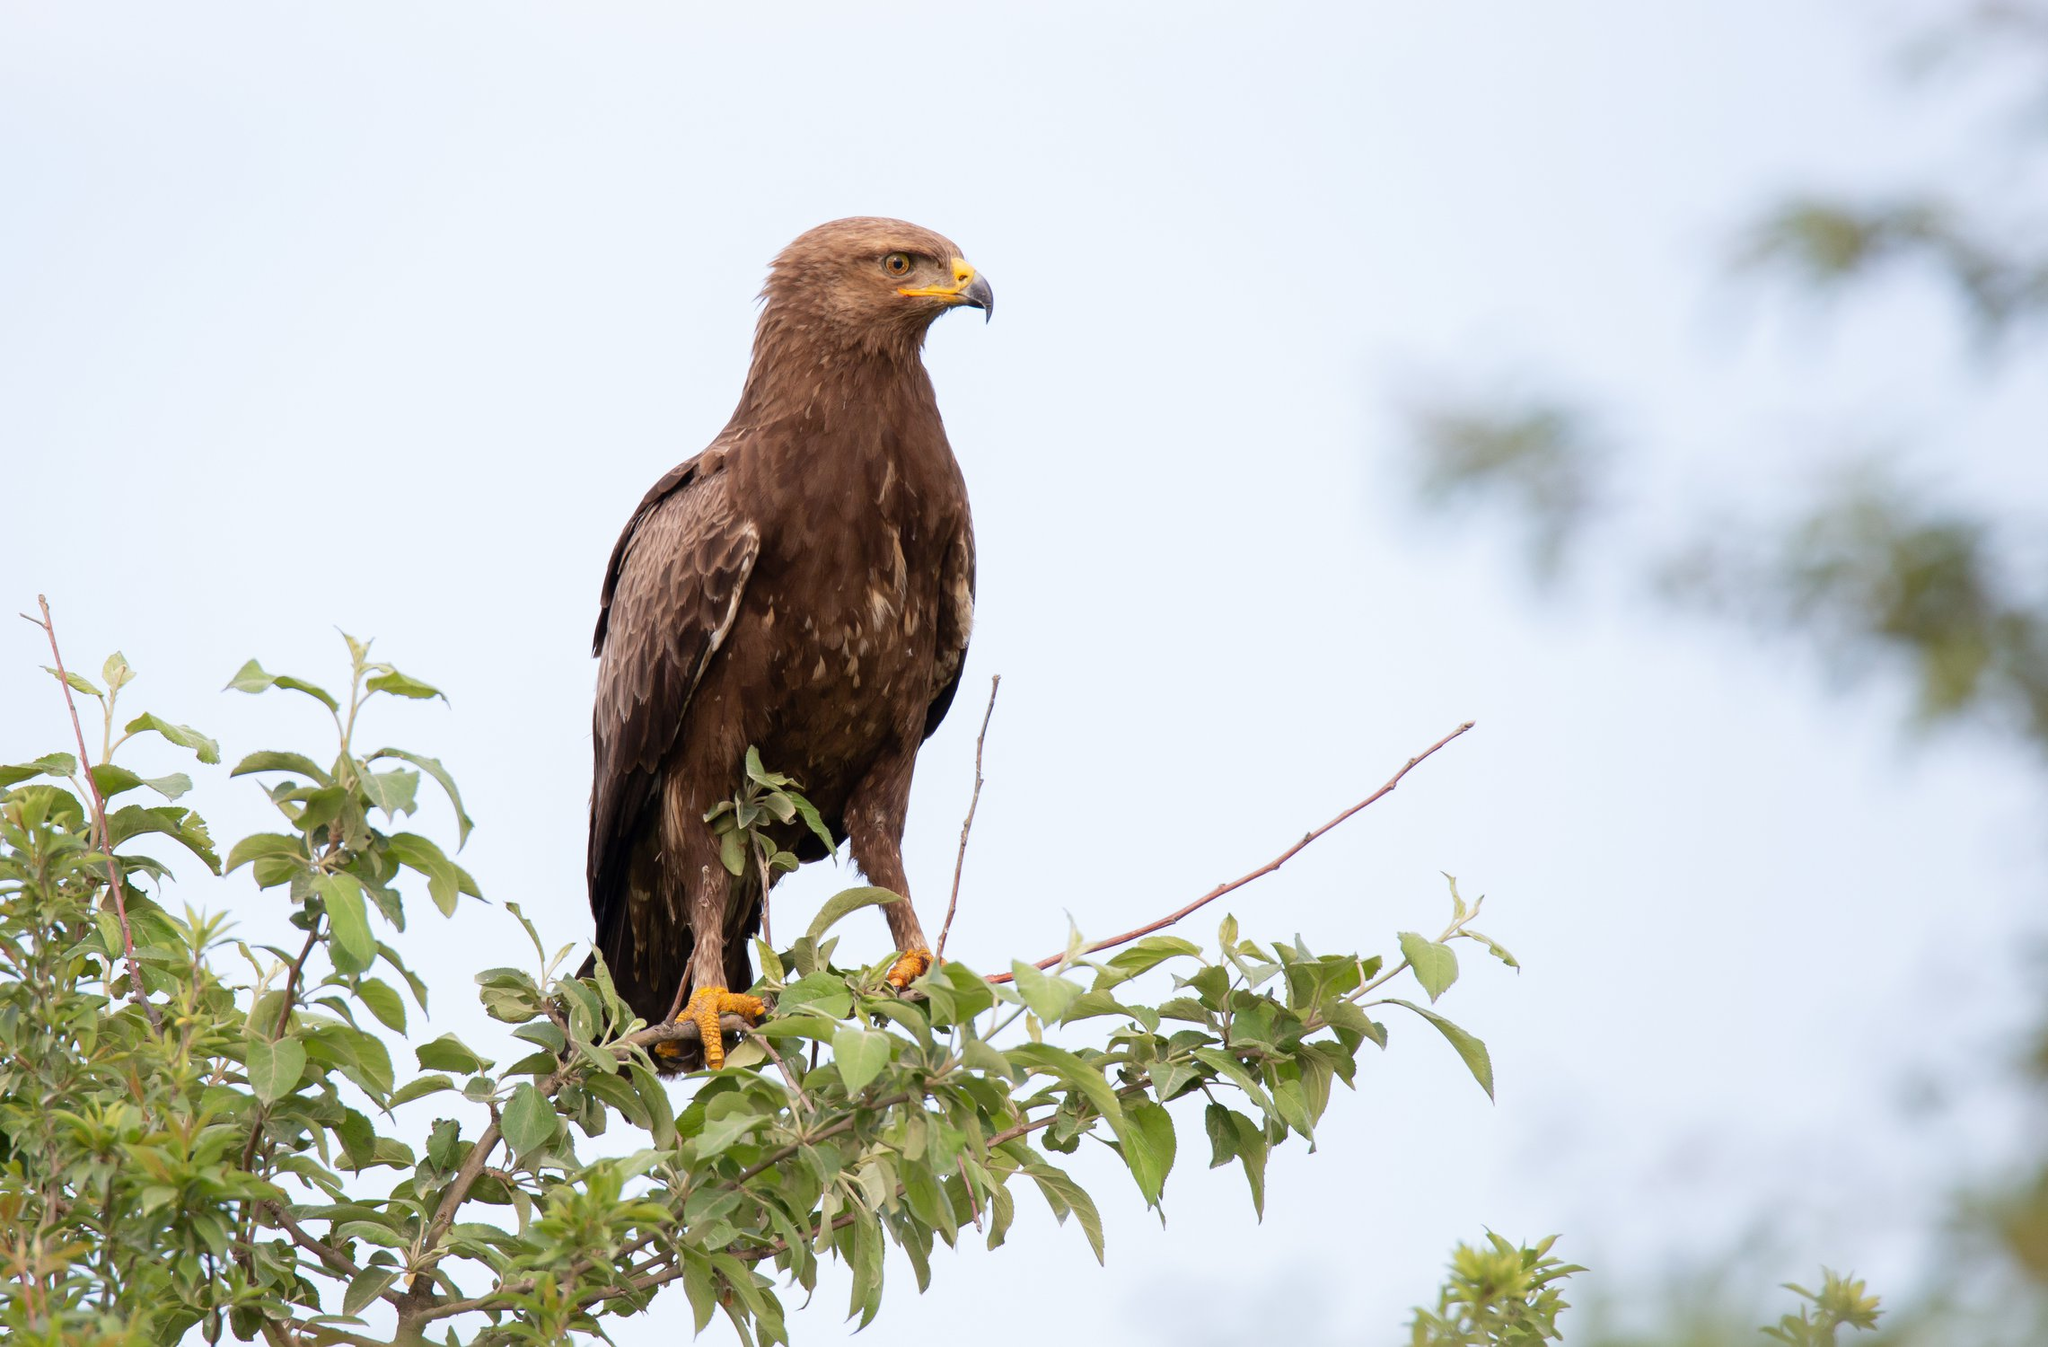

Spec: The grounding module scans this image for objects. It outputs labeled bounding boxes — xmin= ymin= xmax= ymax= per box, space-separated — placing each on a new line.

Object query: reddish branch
xmin=25 ymin=596 xmax=159 ymax=1031
xmin=937 ymin=675 xmax=999 ymax=960
xmin=987 ymin=719 xmax=1476 ymax=983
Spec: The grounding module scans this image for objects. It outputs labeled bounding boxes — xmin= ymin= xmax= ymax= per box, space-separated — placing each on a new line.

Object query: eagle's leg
xmin=846 ymin=763 xmax=933 ymax=990
xmin=658 ymin=856 xmax=764 ymax=1070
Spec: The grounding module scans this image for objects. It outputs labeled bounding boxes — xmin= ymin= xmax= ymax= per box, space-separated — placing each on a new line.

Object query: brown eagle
xmin=586 ymin=217 xmax=990 ymax=1069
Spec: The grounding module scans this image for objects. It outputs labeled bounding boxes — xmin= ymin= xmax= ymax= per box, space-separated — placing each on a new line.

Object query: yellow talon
xmin=885 ymin=948 xmax=933 ymax=990
xmin=679 ymin=985 xmax=766 ymax=1070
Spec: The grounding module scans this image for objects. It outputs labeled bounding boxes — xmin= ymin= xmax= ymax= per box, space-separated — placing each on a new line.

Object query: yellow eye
xmin=883 ymin=252 xmax=913 ymax=276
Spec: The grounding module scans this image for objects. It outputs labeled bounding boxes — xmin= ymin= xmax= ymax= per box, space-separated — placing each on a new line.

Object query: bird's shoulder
xmin=593 ymin=437 xmax=750 ymax=656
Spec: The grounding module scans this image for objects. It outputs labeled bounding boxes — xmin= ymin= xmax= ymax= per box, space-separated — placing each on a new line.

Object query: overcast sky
xmin=5 ymin=2 xmax=2045 ymax=1342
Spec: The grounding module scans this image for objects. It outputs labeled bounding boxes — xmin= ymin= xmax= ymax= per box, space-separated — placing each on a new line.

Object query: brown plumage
xmin=585 ymin=217 xmax=990 ymax=1069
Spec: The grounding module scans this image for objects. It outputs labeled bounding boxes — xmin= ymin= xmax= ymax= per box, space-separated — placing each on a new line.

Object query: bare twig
xmin=987 ymin=720 xmax=1476 ymax=983
xmin=937 ymin=675 xmax=1000 ymax=961
xmin=22 ymin=597 xmax=160 ymax=1032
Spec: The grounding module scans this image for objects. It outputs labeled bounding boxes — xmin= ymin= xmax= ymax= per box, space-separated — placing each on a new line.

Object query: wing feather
xmin=588 ymin=448 xmax=759 ymax=952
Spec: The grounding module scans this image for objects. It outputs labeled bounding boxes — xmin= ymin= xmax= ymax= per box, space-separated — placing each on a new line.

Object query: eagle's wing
xmin=921 ymin=527 xmax=977 ymax=741
xmin=588 ymin=446 xmax=759 ymax=953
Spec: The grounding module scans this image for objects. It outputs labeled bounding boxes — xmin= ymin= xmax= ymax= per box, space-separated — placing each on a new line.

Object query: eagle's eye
xmin=882 ymin=252 xmax=913 ymax=276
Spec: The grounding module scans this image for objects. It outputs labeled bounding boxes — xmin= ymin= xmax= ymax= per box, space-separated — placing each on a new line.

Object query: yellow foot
xmin=885 ymin=947 xmax=934 ymax=990
xmin=669 ymin=986 xmax=766 ymax=1070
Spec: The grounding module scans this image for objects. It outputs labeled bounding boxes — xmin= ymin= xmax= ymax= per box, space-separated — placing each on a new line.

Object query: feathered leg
xmin=846 ymin=749 xmax=932 ymax=989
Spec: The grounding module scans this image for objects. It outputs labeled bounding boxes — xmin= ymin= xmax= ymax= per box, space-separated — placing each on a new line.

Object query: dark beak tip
xmin=964 ymin=275 xmax=994 ymax=321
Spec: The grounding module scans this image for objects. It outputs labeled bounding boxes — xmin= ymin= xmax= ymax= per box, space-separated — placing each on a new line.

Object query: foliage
xmin=0 ymin=636 xmax=1509 ymax=1344
xmin=1407 ymin=1233 xmax=1583 ymax=1347
xmin=1401 ymin=5 xmax=2048 ymax=1345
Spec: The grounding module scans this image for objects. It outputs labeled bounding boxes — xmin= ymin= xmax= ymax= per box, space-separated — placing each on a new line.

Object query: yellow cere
xmin=898 ymin=257 xmax=978 ymax=300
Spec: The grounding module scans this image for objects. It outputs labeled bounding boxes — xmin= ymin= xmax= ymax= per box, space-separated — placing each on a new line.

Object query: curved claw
xmin=676 ymin=985 xmax=767 ymax=1070
xmin=885 ymin=947 xmax=934 ymax=990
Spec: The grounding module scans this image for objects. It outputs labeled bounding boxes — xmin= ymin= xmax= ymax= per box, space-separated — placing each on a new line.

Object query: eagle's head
xmin=761 ymin=217 xmax=993 ymax=349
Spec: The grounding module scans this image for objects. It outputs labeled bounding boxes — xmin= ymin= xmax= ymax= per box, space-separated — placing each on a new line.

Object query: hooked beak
xmin=900 ymin=257 xmax=995 ymax=322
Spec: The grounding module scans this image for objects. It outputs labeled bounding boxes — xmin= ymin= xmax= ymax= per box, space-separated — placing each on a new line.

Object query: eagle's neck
xmin=732 ymin=307 xmax=938 ymax=433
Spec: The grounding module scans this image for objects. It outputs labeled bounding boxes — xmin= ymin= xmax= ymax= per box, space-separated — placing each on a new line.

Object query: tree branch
xmin=988 ymin=720 xmax=1476 ymax=982
xmin=22 ymin=596 xmax=160 ymax=1032
xmin=937 ymin=675 xmax=999 ymax=960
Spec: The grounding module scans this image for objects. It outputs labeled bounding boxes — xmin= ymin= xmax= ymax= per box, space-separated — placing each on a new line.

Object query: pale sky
xmin=4 ymin=2 xmax=2044 ymax=1342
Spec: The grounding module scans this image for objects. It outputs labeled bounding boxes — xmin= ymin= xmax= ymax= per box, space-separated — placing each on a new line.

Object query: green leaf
xmin=102 ymin=650 xmax=135 ymax=693
xmin=1010 ymin=961 xmax=1082 ymax=1024
xmin=366 ymin=749 xmax=473 ymax=845
xmin=226 ymin=833 xmax=307 ymax=875
xmin=833 ymin=1025 xmax=892 ymax=1092
xmin=500 ymin=1082 xmax=556 ymax=1158
xmin=121 ymin=712 xmax=220 ymax=764
xmin=225 ymin=659 xmax=341 ymax=711
xmin=1398 ymin=932 xmax=1459 ymax=1002
xmin=1025 ymin=1162 xmax=1105 ymax=1263
xmin=389 ymin=1074 xmax=457 ymax=1107
xmin=105 ymin=804 xmax=220 ymax=873
xmin=1098 ymin=935 xmax=1203 ymax=986
xmin=1116 ymin=1099 xmax=1176 ymax=1207
xmin=366 ymin=668 xmax=444 ymax=701
xmin=415 ymin=1033 xmax=493 ymax=1075
xmin=355 ymin=977 xmax=406 ymax=1032
xmin=248 ymin=1037 xmax=308 ymax=1105
xmin=1008 ymin=1042 xmax=1124 ymax=1122
xmin=361 ymin=768 xmax=420 ymax=820
xmin=320 ymin=873 xmax=376 ymax=974
xmin=384 ymin=832 xmax=475 ymax=916
xmin=804 ymin=886 xmax=901 ymax=946
xmin=1465 ymin=927 xmax=1520 ymax=970
xmin=695 ymin=1092 xmax=765 ymax=1155
xmin=342 ymin=1266 xmax=397 ymax=1318
xmin=0 ymin=753 xmax=77 ymax=789
xmin=1387 ymin=998 xmax=1494 ymax=1100
xmin=44 ymin=665 xmax=103 ymax=698
xmin=1203 ymin=1102 xmax=1239 ymax=1168
xmin=229 ymin=750 xmax=332 ymax=783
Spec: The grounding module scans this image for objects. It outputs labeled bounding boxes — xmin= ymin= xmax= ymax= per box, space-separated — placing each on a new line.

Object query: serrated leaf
xmin=229 ymin=750 xmax=332 ymax=782
xmin=1465 ymin=928 xmax=1520 ymax=970
xmin=121 ymin=712 xmax=219 ymax=764
xmin=361 ymin=768 xmax=419 ymax=820
xmin=1008 ymin=1042 xmax=1123 ymax=1122
xmin=833 ymin=1026 xmax=891 ymax=1092
xmin=320 ymin=873 xmax=376 ymax=974
xmin=248 ymin=1037 xmax=308 ymax=1104
xmin=225 ymin=659 xmax=342 ymax=711
xmin=342 ymin=1266 xmax=397 ymax=1318
xmin=1010 ymin=960 xmax=1082 ymax=1023
xmin=1398 ymin=932 xmax=1459 ymax=1002
xmin=1387 ymin=998 xmax=1494 ymax=1100
xmin=1115 ymin=1099 xmax=1176 ymax=1207
xmin=366 ymin=669 xmax=444 ymax=701
xmin=44 ymin=665 xmax=103 ymax=698
xmin=0 ymin=753 xmax=77 ymax=790
xmin=805 ymin=886 xmax=900 ymax=946
xmin=389 ymin=1074 xmax=456 ymax=1107
xmin=500 ymin=1082 xmax=556 ymax=1158
xmin=1025 ymin=1162 xmax=1105 ymax=1263
xmin=365 ymin=748 xmax=472 ymax=846
xmin=384 ymin=832 xmax=475 ymax=916
xmin=226 ymin=833 xmax=306 ymax=875
xmin=415 ymin=1033 xmax=492 ymax=1075
xmin=355 ymin=977 xmax=406 ymax=1032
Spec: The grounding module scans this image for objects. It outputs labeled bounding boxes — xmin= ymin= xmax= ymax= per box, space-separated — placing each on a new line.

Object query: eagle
xmin=585 ymin=217 xmax=991 ymax=1070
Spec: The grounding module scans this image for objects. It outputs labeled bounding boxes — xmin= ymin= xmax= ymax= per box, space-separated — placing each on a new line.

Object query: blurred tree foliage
xmin=1404 ymin=6 xmax=2048 ymax=1345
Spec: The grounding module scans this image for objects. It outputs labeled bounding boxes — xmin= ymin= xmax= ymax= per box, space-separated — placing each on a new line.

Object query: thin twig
xmin=937 ymin=675 xmax=1000 ymax=961
xmin=23 ymin=597 xmax=160 ymax=1032
xmin=987 ymin=720 xmax=1476 ymax=983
